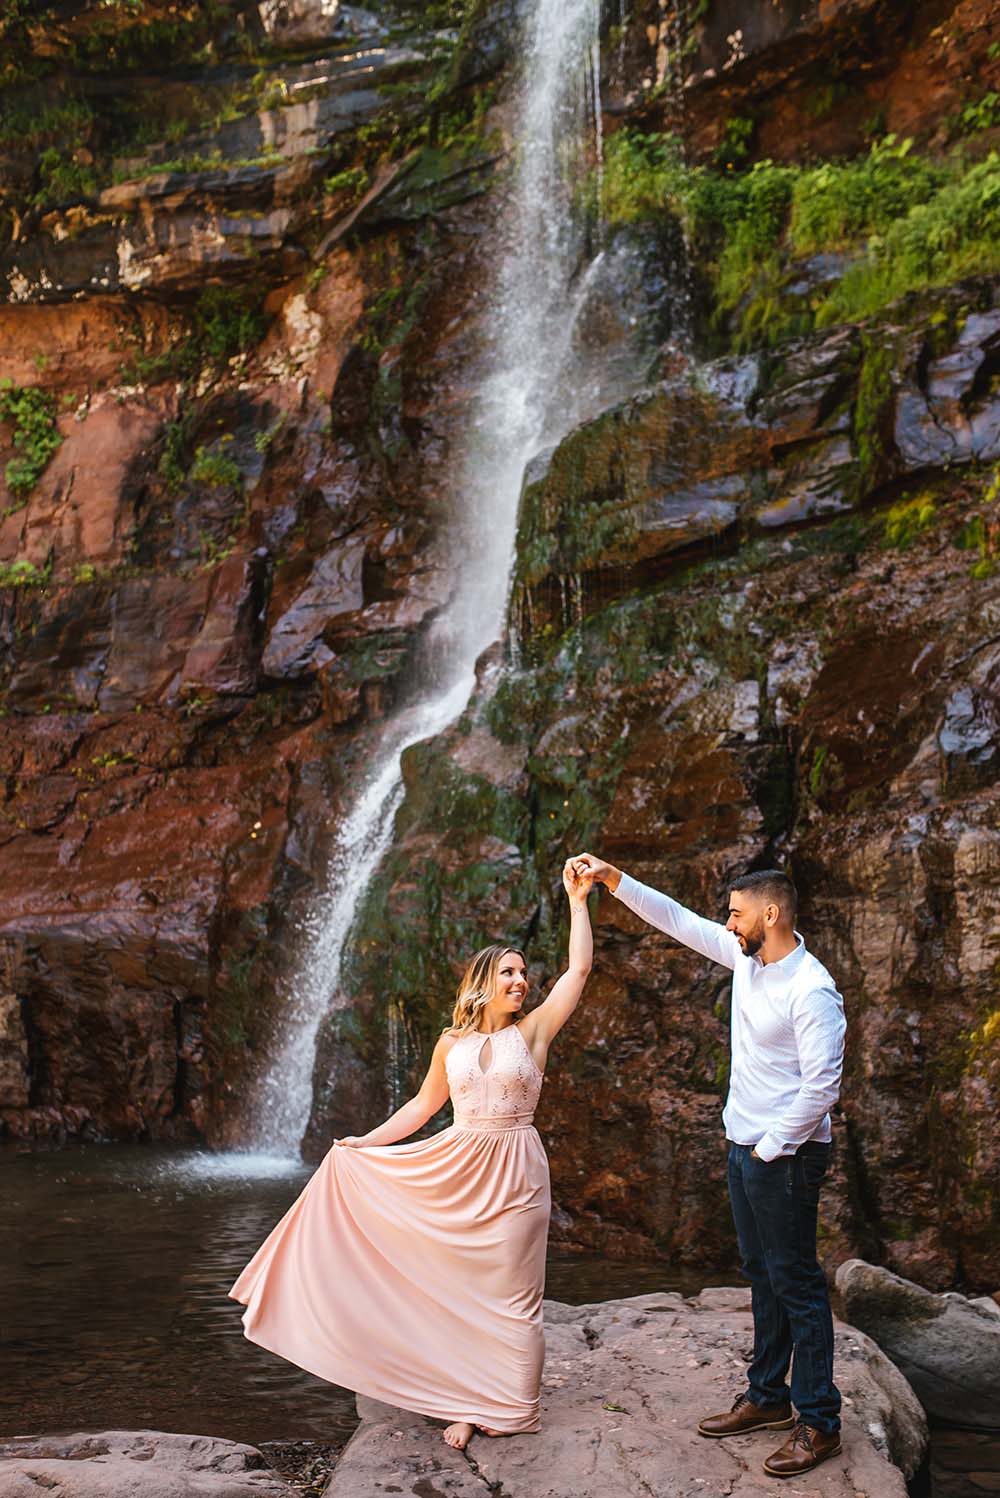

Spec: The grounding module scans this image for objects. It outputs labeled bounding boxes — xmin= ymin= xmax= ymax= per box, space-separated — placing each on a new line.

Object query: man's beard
xmin=741 ymin=921 xmax=766 ymax=957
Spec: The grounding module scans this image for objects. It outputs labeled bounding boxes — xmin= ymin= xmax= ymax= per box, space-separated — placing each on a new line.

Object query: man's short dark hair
xmin=730 ymin=869 xmax=798 ymax=919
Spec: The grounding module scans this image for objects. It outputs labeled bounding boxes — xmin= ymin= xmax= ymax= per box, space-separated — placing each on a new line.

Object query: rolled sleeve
xmin=756 ymin=987 xmax=846 ymax=1159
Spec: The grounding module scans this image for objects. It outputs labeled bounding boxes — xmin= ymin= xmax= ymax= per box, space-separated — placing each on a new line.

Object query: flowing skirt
xmin=229 ymin=1122 xmax=551 ymax=1432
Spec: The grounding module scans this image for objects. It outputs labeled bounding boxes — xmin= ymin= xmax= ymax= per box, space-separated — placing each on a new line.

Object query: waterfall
xmin=244 ymin=0 xmax=613 ymax=1157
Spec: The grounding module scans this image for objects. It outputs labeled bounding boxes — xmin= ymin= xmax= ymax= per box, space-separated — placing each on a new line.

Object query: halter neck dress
xmin=229 ymin=1021 xmax=550 ymax=1433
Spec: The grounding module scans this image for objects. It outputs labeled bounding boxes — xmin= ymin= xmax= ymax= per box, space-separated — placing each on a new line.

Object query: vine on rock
xmin=0 ymin=380 xmax=63 ymax=502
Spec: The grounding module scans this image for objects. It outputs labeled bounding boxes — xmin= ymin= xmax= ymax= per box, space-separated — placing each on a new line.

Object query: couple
xmin=230 ymin=853 xmax=846 ymax=1478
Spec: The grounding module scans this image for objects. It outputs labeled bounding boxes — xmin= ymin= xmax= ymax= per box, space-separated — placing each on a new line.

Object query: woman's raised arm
xmin=335 ymin=1035 xmax=452 ymax=1148
xmin=519 ymin=862 xmax=593 ymax=1064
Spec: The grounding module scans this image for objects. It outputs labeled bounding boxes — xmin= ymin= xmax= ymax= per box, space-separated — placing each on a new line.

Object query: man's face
xmin=726 ymin=890 xmax=769 ymax=957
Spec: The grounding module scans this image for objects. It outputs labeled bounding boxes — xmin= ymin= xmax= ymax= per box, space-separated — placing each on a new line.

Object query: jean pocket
xmin=799 ymin=1147 xmax=830 ymax=1195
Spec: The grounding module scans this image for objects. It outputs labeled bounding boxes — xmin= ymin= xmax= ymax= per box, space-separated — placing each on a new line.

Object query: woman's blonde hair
xmin=446 ymin=944 xmax=526 ymax=1034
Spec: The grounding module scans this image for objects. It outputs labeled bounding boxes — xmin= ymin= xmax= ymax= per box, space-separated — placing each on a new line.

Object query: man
xmin=567 ymin=853 xmax=846 ymax=1479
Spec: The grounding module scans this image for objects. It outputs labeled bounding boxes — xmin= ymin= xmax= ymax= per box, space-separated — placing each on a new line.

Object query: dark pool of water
xmin=1 ymin=1143 xmax=994 ymax=1498
xmin=0 ymin=1143 xmax=720 ymax=1446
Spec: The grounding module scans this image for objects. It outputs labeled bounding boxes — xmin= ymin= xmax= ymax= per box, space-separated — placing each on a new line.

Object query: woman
xmin=229 ymin=860 xmax=593 ymax=1450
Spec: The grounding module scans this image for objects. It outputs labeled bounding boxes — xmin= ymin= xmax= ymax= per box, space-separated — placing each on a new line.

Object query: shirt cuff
xmin=754 ymin=1132 xmax=784 ymax=1162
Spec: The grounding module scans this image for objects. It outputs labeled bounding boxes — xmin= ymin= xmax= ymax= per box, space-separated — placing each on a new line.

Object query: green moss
xmin=158 ymin=416 xmax=193 ymax=492
xmin=0 ymin=98 xmax=93 ymax=148
xmin=788 ymin=136 xmax=941 ymax=254
xmin=712 ymin=115 xmax=755 ymax=172
xmin=808 ymin=745 xmax=828 ymax=798
xmin=0 ymin=381 xmax=63 ymax=498
xmin=968 ymin=1008 xmax=1000 ymax=1064
xmin=189 ymin=443 xmax=241 ymax=488
xmin=325 ymin=166 xmax=370 ymax=199
xmin=113 ymin=146 xmax=285 ymax=184
xmin=853 ymin=335 xmax=896 ymax=487
xmin=956 ymin=471 xmax=1000 ymax=577
xmin=807 ymin=744 xmax=845 ymax=801
xmin=0 ymin=558 xmax=50 ymax=588
xmin=953 ymin=92 xmax=1000 ymax=137
xmin=883 ymin=492 xmax=937 ymax=547
xmin=194 ymin=284 xmax=266 ymax=363
xmin=122 ymin=285 xmax=267 ymax=387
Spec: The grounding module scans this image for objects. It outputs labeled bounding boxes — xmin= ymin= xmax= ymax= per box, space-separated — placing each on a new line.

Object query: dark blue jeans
xmin=728 ymin=1141 xmax=841 ymax=1434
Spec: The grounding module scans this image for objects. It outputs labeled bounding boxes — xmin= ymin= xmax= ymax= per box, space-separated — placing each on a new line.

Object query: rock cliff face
xmin=1 ymin=1 xmax=999 ymax=1292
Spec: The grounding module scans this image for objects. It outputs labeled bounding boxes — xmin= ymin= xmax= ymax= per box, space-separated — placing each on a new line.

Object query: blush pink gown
xmin=229 ymin=1021 xmax=550 ymax=1433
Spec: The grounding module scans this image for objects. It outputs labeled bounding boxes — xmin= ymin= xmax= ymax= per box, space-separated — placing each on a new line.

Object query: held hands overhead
xmin=562 ymin=858 xmax=595 ymax=904
xmin=564 ymin=851 xmax=620 ymax=893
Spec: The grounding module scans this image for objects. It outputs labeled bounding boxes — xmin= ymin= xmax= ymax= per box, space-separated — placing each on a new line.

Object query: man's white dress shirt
xmin=613 ymin=873 xmax=846 ymax=1162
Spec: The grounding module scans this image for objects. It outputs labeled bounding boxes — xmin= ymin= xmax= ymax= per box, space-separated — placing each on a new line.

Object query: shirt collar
xmin=751 ymin=932 xmax=806 ymax=975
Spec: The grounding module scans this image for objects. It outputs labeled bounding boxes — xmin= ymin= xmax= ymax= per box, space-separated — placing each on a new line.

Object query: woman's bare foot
xmin=443 ymin=1422 xmax=475 ymax=1450
xmin=475 ymin=1425 xmax=510 ymax=1438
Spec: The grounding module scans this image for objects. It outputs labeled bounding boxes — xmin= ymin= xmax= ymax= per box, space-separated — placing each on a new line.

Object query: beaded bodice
xmin=445 ymin=1023 xmax=544 ymax=1129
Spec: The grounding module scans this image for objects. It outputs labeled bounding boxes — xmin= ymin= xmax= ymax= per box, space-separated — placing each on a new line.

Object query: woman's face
xmin=492 ymin=951 xmax=527 ymax=1012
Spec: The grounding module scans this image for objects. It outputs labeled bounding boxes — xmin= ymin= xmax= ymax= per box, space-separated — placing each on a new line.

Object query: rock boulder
xmin=0 ymin=1430 xmax=288 ymax=1498
xmin=836 ymin=1258 xmax=1000 ymax=1429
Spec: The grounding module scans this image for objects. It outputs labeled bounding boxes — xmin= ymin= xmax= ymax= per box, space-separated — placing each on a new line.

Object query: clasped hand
xmin=562 ymin=859 xmax=594 ymax=902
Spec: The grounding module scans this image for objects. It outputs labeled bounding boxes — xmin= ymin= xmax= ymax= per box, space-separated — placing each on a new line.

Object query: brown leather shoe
xmin=763 ymin=1421 xmax=842 ymax=1476
xmin=698 ymin=1392 xmax=795 ymax=1438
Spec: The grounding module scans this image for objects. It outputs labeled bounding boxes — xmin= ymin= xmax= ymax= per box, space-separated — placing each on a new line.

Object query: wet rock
xmin=755 ymin=433 xmax=858 ymax=528
xmin=4 ymin=394 xmax=165 ymax=570
xmin=450 ymin=0 xmax=520 ymax=86
xmin=895 ymin=309 xmax=1000 ymax=470
xmin=328 ymin=1291 xmax=925 ymax=1497
xmin=514 ymin=287 xmax=1000 ymax=634
xmin=0 ymin=33 xmax=437 ymax=302
xmin=262 ymin=537 xmax=366 ymax=679
xmin=836 ymin=1259 xmax=1000 ymax=1429
xmin=937 ymin=686 xmax=1000 ymax=792
xmin=0 ymin=991 xmax=29 ymax=1109
xmin=0 ymin=1430 xmax=289 ymax=1498
xmin=182 ymin=553 xmax=269 ymax=699
xmin=257 ymin=0 xmax=342 ymax=49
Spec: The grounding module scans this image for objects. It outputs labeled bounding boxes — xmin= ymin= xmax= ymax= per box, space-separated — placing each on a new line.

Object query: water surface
xmin=0 ymin=1144 xmax=713 ymax=1444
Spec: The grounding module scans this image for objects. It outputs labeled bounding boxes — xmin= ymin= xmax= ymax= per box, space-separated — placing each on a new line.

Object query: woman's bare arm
xmin=519 ymin=864 xmax=593 ymax=1067
xmin=335 ymin=1035 xmax=453 ymax=1148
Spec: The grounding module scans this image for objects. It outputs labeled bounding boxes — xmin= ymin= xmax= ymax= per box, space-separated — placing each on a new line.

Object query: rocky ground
xmin=0 ymin=1291 xmax=928 ymax=1498
xmin=334 ymin=1290 xmax=927 ymax=1498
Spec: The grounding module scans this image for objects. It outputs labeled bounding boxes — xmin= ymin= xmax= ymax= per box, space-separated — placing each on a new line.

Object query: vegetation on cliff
xmin=597 ymin=127 xmax=1000 ymax=349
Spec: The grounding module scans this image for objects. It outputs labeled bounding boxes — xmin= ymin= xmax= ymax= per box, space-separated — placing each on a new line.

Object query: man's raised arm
xmin=568 ymin=853 xmax=739 ymax=972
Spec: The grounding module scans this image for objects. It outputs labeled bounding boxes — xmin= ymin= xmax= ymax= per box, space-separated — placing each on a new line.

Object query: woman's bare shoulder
xmin=435 ymin=1030 xmax=463 ymax=1058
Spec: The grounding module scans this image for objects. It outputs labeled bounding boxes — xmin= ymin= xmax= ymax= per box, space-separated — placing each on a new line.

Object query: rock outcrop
xmin=0 ymin=1430 xmax=289 ymax=1498
xmin=836 ymin=1258 xmax=1000 ymax=1429
xmin=325 ymin=1290 xmax=927 ymax=1497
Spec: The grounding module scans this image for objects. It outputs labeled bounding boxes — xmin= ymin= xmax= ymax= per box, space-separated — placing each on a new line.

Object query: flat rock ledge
xmin=333 ymin=1289 xmax=927 ymax=1498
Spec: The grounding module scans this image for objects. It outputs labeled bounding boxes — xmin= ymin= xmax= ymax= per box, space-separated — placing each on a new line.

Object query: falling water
xmin=245 ymin=0 xmax=624 ymax=1156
